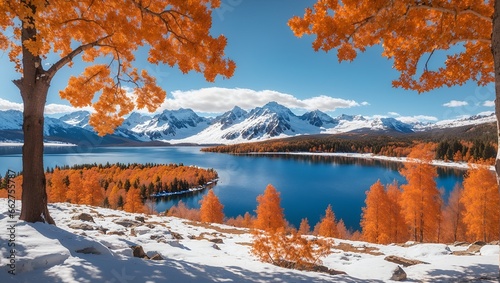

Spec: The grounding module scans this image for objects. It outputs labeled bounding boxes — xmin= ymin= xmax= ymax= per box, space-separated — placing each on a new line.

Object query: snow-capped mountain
xmin=0 ymin=104 xmax=495 ymax=145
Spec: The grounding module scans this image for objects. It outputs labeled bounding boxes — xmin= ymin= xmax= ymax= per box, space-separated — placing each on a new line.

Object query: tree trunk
xmin=492 ymin=0 xmax=500 ymax=267
xmin=19 ymin=81 xmax=54 ymax=224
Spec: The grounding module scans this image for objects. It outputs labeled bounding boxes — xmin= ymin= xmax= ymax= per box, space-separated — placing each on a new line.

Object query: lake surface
xmin=0 ymin=146 xmax=465 ymax=231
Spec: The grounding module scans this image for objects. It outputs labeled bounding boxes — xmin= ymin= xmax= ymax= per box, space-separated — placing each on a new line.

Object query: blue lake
xmin=0 ymin=146 xmax=464 ymax=231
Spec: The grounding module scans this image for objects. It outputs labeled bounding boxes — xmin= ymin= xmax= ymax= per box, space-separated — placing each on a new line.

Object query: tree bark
xmin=19 ymin=81 xmax=54 ymax=224
xmin=492 ymin=0 xmax=500 ymax=267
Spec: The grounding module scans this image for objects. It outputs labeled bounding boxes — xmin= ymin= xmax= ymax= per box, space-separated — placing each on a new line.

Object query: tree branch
xmin=46 ymin=34 xmax=113 ymax=80
xmin=408 ymin=4 xmax=492 ymax=23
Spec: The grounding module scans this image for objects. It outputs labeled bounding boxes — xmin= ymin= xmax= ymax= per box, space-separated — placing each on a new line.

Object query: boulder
xmin=150 ymin=253 xmax=164 ymax=260
xmin=390 ymin=266 xmax=407 ymax=281
xmin=209 ymin=238 xmax=224 ymax=244
xmin=212 ymin=244 xmax=221 ymax=250
xmin=113 ymin=218 xmax=141 ymax=228
xmin=72 ymin=213 xmax=95 ymax=223
xmin=68 ymin=222 xmax=95 ymax=231
xmin=131 ymin=245 xmax=149 ymax=259
xmin=135 ymin=216 xmax=145 ymax=223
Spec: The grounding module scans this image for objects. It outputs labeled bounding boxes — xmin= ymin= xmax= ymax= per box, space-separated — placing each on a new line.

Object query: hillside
xmin=0 ymin=201 xmax=498 ymax=282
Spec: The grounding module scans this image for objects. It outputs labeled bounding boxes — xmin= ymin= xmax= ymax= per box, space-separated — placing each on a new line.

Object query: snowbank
xmin=0 ymin=201 xmax=497 ymax=282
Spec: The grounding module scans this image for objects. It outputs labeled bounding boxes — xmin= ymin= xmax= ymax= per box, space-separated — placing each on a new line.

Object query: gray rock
xmin=72 ymin=213 xmax=95 ymax=223
xmin=150 ymin=253 xmax=164 ymax=260
xmin=131 ymin=245 xmax=149 ymax=259
xmin=135 ymin=216 xmax=145 ymax=223
xmin=209 ymin=238 xmax=224 ymax=244
xmin=390 ymin=266 xmax=407 ymax=281
xmin=68 ymin=222 xmax=94 ymax=231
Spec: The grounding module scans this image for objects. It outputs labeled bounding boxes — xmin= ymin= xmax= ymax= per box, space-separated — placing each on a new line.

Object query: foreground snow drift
xmin=0 ymin=201 xmax=498 ymax=282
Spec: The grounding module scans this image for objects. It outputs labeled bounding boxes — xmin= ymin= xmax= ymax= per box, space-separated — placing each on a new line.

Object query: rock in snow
xmin=0 ymin=201 xmax=498 ymax=282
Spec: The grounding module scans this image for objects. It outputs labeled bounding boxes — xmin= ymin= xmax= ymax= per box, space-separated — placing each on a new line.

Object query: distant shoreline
xmin=244 ymin=151 xmax=494 ymax=171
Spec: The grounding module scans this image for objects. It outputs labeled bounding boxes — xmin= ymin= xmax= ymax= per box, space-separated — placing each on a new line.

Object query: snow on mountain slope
xmin=0 ymin=104 xmax=496 ymax=145
xmin=0 ymin=201 xmax=497 ymax=283
xmin=59 ymin=111 xmax=92 ymax=130
xmin=0 ymin=110 xmax=23 ymax=130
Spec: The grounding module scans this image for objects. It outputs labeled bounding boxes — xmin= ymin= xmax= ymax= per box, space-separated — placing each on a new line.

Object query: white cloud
xmin=157 ymin=87 xmax=362 ymax=113
xmin=388 ymin=112 xmax=400 ymax=116
xmin=483 ymin=100 xmax=495 ymax=107
xmin=360 ymin=101 xmax=370 ymax=106
xmin=443 ymin=100 xmax=468 ymax=108
xmin=0 ymin=98 xmax=23 ymax=111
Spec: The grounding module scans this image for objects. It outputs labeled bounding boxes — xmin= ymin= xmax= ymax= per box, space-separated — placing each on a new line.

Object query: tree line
xmin=203 ymin=136 xmax=496 ymax=164
xmin=0 ymin=163 xmax=218 ymax=214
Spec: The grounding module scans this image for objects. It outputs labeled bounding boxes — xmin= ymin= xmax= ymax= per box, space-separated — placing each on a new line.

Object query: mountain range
xmin=0 ymin=102 xmax=495 ymax=146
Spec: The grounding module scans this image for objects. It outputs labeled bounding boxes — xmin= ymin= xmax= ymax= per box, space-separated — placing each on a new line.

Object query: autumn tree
xmin=252 ymin=227 xmax=332 ymax=271
xmin=0 ymin=0 xmax=235 ymax=224
xmin=81 ymin=170 xmax=104 ymax=206
xmin=199 ymin=190 xmax=224 ymax=224
xmin=461 ymin=165 xmax=500 ymax=242
xmin=47 ymin=168 xmax=68 ymax=203
xmin=361 ymin=180 xmax=391 ymax=244
xmin=442 ymin=184 xmax=468 ymax=243
xmin=315 ymin=204 xmax=337 ymax=238
xmin=66 ymin=171 xmax=83 ymax=204
xmin=254 ymin=184 xmax=286 ymax=231
xmin=123 ymin=187 xmax=144 ymax=214
xmin=399 ymin=144 xmax=442 ymax=242
xmin=298 ymin=218 xmax=311 ymax=235
xmin=288 ymin=1 xmax=500 ymax=190
xmin=386 ymin=181 xmax=409 ymax=243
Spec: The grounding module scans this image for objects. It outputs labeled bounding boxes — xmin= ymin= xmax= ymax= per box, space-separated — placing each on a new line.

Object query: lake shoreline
xmin=243 ymin=151 xmax=494 ymax=171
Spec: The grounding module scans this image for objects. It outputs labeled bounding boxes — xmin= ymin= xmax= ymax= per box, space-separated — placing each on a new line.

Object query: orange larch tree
xmin=254 ymin=184 xmax=286 ymax=232
xmin=361 ymin=180 xmax=391 ymax=244
xmin=123 ymin=187 xmax=145 ymax=214
xmin=81 ymin=169 xmax=104 ymax=207
xmin=47 ymin=168 xmax=68 ymax=203
xmin=399 ymin=143 xmax=442 ymax=242
xmin=0 ymin=0 xmax=235 ymax=224
xmin=442 ymin=183 xmax=468 ymax=243
xmin=461 ymin=165 xmax=500 ymax=242
xmin=199 ymin=190 xmax=225 ymax=224
xmin=316 ymin=204 xmax=337 ymax=238
xmin=288 ymin=1 xmax=500 ymax=193
xmin=298 ymin=218 xmax=311 ymax=235
xmin=66 ymin=171 xmax=83 ymax=204
xmin=386 ymin=180 xmax=409 ymax=243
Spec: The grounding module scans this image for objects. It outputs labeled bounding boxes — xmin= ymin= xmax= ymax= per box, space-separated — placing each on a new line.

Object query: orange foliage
xmin=123 ymin=187 xmax=144 ymax=213
xmin=298 ymin=218 xmax=311 ymax=235
xmin=66 ymin=171 xmax=83 ymax=204
xmin=461 ymin=165 xmax=500 ymax=242
xmin=254 ymin=184 xmax=286 ymax=232
xmin=400 ymin=144 xmax=442 ymax=242
xmin=289 ymin=1 xmax=493 ymax=93
xmin=166 ymin=200 xmax=200 ymax=222
xmin=225 ymin=212 xmax=255 ymax=229
xmin=48 ymin=168 xmax=68 ymax=203
xmin=441 ymin=184 xmax=468 ymax=243
xmin=81 ymin=169 xmax=105 ymax=206
xmin=199 ymin=190 xmax=224 ymax=224
xmin=361 ymin=180 xmax=391 ymax=244
xmin=386 ymin=181 xmax=409 ymax=243
xmin=251 ymin=227 xmax=332 ymax=270
xmin=0 ymin=0 xmax=235 ymax=136
xmin=316 ymin=204 xmax=336 ymax=238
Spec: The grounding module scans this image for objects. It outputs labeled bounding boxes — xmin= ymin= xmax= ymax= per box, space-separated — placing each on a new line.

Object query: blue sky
xmin=0 ymin=0 xmax=495 ymax=122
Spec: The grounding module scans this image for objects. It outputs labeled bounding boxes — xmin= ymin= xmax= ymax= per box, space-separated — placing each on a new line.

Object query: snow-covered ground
xmin=247 ymin=152 xmax=495 ymax=171
xmin=0 ymin=201 xmax=498 ymax=282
